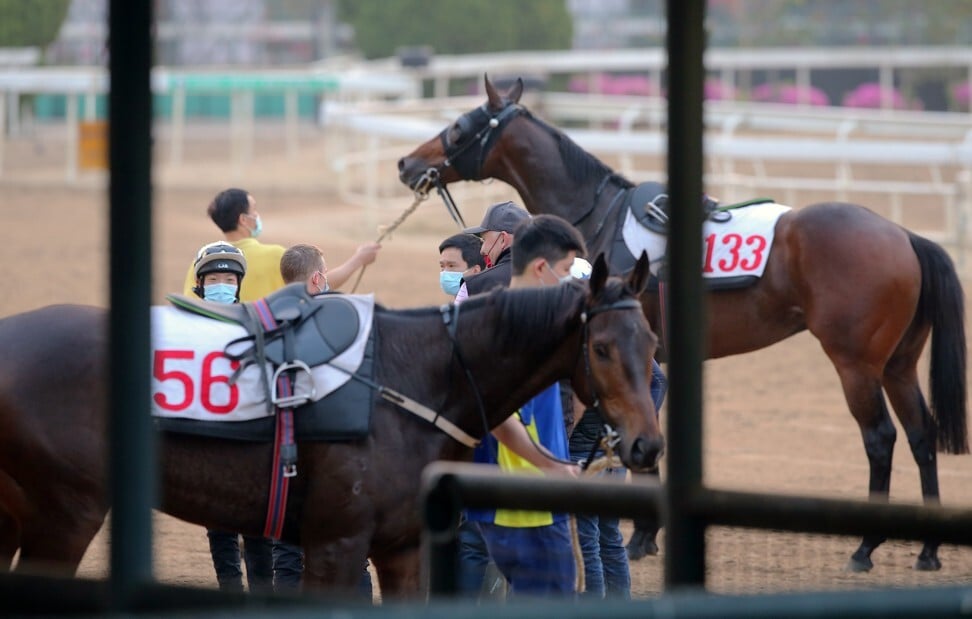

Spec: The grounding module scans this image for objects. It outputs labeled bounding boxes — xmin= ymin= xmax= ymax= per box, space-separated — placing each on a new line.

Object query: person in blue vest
xmin=465 ymin=214 xmax=588 ymax=597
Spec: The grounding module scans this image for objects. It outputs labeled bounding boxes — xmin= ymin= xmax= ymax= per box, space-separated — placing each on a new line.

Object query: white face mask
xmin=315 ymin=271 xmax=329 ymax=294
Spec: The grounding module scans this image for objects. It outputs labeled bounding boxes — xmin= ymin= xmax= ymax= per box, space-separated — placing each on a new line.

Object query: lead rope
xmin=570 ymin=426 xmax=624 ymax=594
xmin=348 ymin=168 xmax=438 ymax=293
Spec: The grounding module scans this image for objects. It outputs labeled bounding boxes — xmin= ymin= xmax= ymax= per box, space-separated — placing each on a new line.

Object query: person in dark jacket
xmin=454 ymin=200 xmax=531 ymax=301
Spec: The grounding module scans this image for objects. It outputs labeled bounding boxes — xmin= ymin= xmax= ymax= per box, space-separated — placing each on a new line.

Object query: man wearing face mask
xmin=189 ymin=241 xmax=276 ymax=593
xmin=438 ymin=233 xmax=486 ymax=298
xmin=454 ymin=200 xmax=531 ymax=303
xmin=183 ymin=188 xmax=381 ymax=301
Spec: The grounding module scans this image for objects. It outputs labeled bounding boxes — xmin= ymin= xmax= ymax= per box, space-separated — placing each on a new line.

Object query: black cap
xmin=462 ymin=201 xmax=531 ymax=235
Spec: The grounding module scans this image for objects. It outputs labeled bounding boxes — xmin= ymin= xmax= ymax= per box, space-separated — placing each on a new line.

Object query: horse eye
xmin=593 ymin=343 xmax=610 ymax=359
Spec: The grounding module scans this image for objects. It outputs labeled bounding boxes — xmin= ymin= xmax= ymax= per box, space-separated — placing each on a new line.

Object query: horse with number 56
xmin=398 ymin=74 xmax=968 ymax=572
xmin=0 ymin=256 xmax=662 ymax=596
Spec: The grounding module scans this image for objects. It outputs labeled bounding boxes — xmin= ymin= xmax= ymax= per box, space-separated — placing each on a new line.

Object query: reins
xmin=348 ymin=167 xmax=469 ymax=294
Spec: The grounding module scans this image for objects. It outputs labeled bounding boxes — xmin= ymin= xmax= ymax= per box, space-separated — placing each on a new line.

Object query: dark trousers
xmin=272 ymin=540 xmax=304 ymax=591
xmin=207 ymin=529 xmax=273 ymax=593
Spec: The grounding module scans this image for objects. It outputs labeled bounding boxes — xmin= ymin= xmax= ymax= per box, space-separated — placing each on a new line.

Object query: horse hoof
xmin=845 ymin=553 xmax=873 ymax=573
xmin=626 ymin=532 xmax=658 ymax=561
xmin=914 ymin=556 xmax=942 ymax=571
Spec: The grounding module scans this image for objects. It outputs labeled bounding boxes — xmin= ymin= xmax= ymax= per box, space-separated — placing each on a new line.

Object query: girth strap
xmin=251 ymin=297 xmax=300 ymax=540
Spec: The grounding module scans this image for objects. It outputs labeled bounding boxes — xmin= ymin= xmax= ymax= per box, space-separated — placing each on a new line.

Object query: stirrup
xmin=271 ymin=360 xmax=316 ymax=408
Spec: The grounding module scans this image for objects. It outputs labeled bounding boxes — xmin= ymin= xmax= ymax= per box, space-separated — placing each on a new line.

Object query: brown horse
xmin=398 ymin=75 xmax=968 ymax=572
xmin=0 ymin=257 xmax=660 ymax=596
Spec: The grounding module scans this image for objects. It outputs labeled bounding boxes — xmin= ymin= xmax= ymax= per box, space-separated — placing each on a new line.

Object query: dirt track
xmin=2 ymin=123 xmax=971 ymax=598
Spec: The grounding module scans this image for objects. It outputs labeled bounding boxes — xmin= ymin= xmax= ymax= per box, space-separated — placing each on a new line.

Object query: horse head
xmin=575 ymin=252 xmax=664 ymax=472
xmin=398 ymin=73 xmax=526 ymax=192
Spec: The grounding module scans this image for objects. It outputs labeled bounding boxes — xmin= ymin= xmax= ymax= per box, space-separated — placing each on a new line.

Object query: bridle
xmin=581 ymin=297 xmax=644 ymax=414
xmin=412 ymin=101 xmax=527 ymax=229
xmin=416 ymin=100 xmax=628 ymax=257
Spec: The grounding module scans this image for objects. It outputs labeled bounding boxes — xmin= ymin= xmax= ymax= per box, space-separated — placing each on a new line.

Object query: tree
xmin=0 ymin=0 xmax=71 ymax=48
xmin=336 ymin=0 xmax=572 ymax=59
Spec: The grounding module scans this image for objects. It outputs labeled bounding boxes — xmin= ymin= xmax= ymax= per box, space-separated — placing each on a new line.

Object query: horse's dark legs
xmin=846 ymin=387 xmax=897 ymax=573
xmin=626 ymin=470 xmax=661 ymax=561
xmin=16 ymin=508 xmax=104 ymax=575
xmin=0 ymin=511 xmax=20 ymax=570
xmin=883 ymin=365 xmax=943 ymax=571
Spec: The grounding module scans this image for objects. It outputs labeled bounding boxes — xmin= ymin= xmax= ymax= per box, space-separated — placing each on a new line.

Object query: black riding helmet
xmin=192 ymin=241 xmax=247 ymax=300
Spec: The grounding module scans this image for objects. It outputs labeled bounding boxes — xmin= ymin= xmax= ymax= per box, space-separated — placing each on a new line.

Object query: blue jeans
xmin=456 ymin=518 xmax=490 ymax=595
xmin=570 ymin=466 xmax=630 ymax=598
xmin=207 ymin=529 xmax=273 ymax=593
xmin=479 ymin=520 xmax=575 ymax=597
xmin=650 ymin=359 xmax=667 ymax=412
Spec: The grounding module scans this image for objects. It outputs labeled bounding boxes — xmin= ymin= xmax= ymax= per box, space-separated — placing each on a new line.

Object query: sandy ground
xmin=2 ymin=120 xmax=971 ymax=599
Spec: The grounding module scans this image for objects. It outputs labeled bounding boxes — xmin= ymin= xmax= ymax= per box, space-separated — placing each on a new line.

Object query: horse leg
xmin=0 ymin=510 xmax=20 ymax=570
xmin=301 ymin=537 xmax=372 ymax=596
xmin=16 ymin=508 xmax=104 ymax=575
xmin=883 ymin=343 xmax=942 ymax=571
xmin=832 ymin=365 xmax=897 ymax=572
xmin=371 ymin=547 xmax=422 ymax=599
xmin=625 ymin=470 xmax=661 ymax=560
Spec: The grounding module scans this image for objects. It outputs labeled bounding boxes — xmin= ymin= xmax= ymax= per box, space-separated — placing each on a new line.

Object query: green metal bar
xmin=108 ymin=0 xmax=156 ymax=608
xmin=664 ymin=0 xmax=708 ymax=589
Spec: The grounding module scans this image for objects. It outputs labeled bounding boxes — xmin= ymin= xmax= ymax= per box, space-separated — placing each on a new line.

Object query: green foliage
xmin=0 ymin=0 xmax=71 ymax=48
xmin=336 ymin=0 xmax=572 ymax=59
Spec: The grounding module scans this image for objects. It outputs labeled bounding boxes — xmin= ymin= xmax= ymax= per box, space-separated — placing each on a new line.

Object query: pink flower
xmin=704 ymin=78 xmax=737 ymax=101
xmin=952 ymin=82 xmax=972 ymax=107
xmin=751 ymin=83 xmax=829 ymax=106
xmin=841 ymin=83 xmax=910 ymax=109
xmin=568 ymin=73 xmax=660 ymax=97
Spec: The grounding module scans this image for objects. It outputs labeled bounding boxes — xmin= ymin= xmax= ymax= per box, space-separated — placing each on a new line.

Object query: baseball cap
xmin=462 ymin=201 xmax=531 ymax=235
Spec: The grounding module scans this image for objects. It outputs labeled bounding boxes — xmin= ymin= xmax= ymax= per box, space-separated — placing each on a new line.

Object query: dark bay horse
xmin=398 ymin=75 xmax=968 ymax=572
xmin=0 ymin=256 xmax=661 ymax=596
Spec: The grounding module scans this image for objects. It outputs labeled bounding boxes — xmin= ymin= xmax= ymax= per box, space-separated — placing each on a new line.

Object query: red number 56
xmin=153 ymin=349 xmax=239 ymax=414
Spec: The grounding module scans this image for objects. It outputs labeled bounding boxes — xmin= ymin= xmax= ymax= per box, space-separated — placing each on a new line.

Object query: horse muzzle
xmin=398 ymin=156 xmax=429 ymax=189
xmin=627 ymin=435 xmax=665 ymax=473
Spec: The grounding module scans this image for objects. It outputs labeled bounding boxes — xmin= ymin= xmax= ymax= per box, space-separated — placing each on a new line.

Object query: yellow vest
xmin=493 ymin=412 xmax=554 ymax=528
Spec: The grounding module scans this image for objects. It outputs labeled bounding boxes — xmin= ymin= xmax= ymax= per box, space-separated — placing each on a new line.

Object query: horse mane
xmin=528 ymin=112 xmax=635 ymax=191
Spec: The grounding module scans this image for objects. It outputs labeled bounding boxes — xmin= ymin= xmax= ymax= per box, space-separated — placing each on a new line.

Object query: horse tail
xmin=910 ymin=233 xmax=969 ymax=454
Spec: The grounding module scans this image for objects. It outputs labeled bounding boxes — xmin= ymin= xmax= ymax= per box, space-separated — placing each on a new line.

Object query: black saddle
xmin=627 ymin=181 xmax=726 ymax=234
xmin=168 ymin=283 xmax=360 ymax=368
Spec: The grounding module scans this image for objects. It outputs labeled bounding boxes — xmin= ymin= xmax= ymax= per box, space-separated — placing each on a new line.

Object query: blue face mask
xmin=204 ymin=283 xmax=238 ymax=304
xmin=439 ymin=270 xmax=463 ymax=296
xmin=250 ymin=214 xmax=263 ymax=238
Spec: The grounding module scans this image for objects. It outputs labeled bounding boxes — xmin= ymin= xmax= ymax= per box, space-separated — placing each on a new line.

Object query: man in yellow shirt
xmin=183 ymin=188 xmax=382 ymax=301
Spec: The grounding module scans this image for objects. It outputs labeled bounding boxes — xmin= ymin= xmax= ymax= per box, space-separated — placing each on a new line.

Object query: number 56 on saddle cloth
xmin=151 ymin=286 xmax=376 ymax=442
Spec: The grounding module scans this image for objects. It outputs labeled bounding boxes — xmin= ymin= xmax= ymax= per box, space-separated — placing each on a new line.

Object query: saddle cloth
xmin=151 ymin=291 xmax=377 ymax=441
xmin=620 ymin=198 xmax=791 ymax=287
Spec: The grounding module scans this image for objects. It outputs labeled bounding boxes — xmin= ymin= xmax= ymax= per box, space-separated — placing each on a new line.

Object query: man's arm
xmin=328 ymin=242 xmax=382 ymax=290
xmin=492 ymin=416 xmax=577 ymax=477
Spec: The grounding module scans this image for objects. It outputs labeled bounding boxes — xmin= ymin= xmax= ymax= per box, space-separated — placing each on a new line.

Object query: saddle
xmin=169 ymin=283 xmax=360 ymax=369
xmin=627 ymin=181 xmax=724 ymax=234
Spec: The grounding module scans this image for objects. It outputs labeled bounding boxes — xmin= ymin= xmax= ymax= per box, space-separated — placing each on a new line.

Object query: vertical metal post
xmin=108 ymin=0 xmax=156 ymax=608
xmin=664 ymin=0 xmax=707 ymax=589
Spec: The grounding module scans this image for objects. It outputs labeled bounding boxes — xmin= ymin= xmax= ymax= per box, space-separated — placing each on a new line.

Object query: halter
xmin=581 ymin=297 xmax=644 ymax=412
xmin=438 ymin=102 xmax=525 ymax=181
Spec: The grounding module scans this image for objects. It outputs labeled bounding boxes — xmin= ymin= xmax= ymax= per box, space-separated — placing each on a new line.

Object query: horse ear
xmin=484 ymin=73 xmax=502 ymax=109
xmin=590 ymin=253 xmax=609 ymax=296
xmin=507 ymin=77 xmax=524 ymax=103
xmin=628 ymin=251 xmax=651 ymax=295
